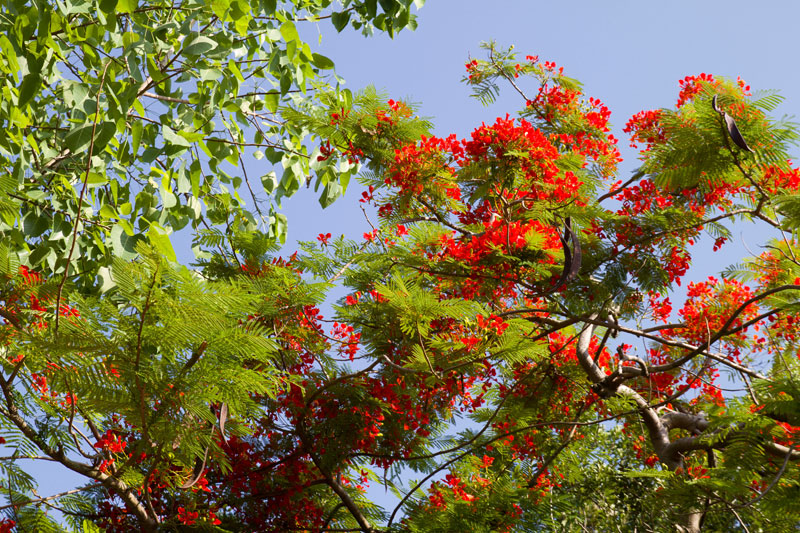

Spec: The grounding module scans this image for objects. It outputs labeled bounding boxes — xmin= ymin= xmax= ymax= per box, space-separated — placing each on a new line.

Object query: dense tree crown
xmin=0 ymin=2 xmax=798 ymax=532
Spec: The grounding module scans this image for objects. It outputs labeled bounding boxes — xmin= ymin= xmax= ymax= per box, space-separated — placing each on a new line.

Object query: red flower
xmin=94 ymin=430 xmax=126 ymax=454
xmin=177 ymin=506 xmax=199 ymax=525
xmin=317 ymin=233 xmax=332 ymax=246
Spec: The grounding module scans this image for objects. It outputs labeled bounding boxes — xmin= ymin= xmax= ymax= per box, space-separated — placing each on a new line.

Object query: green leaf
xmin=331 ymin=11 xmax=350 ymax=32
xmin=319 ymin=181 xmax=343 ymax=208
xmin=211 ymin=0 xmax=232 ymax=20
xmin=65 ymin=122 xmax=116 ymax=154
xmin=99 ymin=0 xmax=118 ymax=14
xmin=130 ymin=120 xmax=143 ymax=155
xmin=280 ymin=21 xmax=299 ymax=43
xmin=95 ymin=266 xmax=115 ymax=293
xmin=22 ymin=213 xmax=49 ymax=238
xmin=183 ymin=36 xmax=217 ymax=56
xmin=116 ymin=0 xmax=138 ymax=12
xmin=110 ymin=224 xmax=140 ymax=260
xmin=230 ymin=0 xmax=251 ymax=34
xmin=18 ymin=73 xmax=42 ymax=108
xmin=99 ymin=204 xmax=116 ymax=219
xmin=311 ymin=53 xmax=335 ymax=70
xmin=28 ymin=243 xmax=52 ymax=267
xmin=160 ymin=186 xmax=177 ymax=209
xmin=119 ymin=219 xmax=134 ymax=235
xmin=0 ymin=36 xmax=19 ymax=79
xmin=264 ymin=92 xmax=279 ymax=113
xmin=261 ymin=171 xmax=277 ymax=193
xmin=86 ymin=171 xmax=108 ymax=186
xmin=147 ymin=225 xmax=176 ymax=262
xmin=272 ymin=211 xmax=287 ymax=244
xmin=162 ymin=126 xmax=191 ymax=148
xmin=177 ymin=130 xmax=205 ymax=143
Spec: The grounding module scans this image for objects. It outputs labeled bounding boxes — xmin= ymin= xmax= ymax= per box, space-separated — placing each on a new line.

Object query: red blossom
xmin=317 ymin=232 xmax=332 ymax=246
xmin=94 ymin=430 xmax=127 ymax=454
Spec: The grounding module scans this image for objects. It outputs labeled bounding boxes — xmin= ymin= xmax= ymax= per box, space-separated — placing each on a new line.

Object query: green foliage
xmin=0 ymin=0 xmax=422 ymax=286
xmin=643 ymin=83 xmax=799 ymax=192
xmin=1 ymin=6 xmax=800 ymax=532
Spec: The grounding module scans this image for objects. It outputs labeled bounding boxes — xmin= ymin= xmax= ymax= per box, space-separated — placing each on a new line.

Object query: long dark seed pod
xmin=713 ymin=95 xmax=754 ymax=152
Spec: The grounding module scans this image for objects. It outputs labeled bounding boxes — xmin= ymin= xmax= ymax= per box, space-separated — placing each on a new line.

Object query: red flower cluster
xmin=94 ymin=430 xmax=127 ymax=453
xmin=675 ymin=277 xmax=758 ymax=355
xmin=623 ymin=109 xmax=665 ymax=150
xmin=676 ymin=73 xmax=717 ymax=107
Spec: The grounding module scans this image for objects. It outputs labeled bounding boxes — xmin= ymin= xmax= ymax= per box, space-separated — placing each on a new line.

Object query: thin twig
xmin=0 ymin=486 xmax=93 ymax=511
xmin=54 ymin=60 xmax=112 ymax=334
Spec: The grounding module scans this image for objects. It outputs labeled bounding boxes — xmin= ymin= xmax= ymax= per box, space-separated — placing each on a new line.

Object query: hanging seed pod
xmin=713 ymin=95 xmax=754 ymax=152
xmin=564 ymin=218 xmax=582 ymax=283
xmin=723 ymin=112 xmax=754 ymax=152
xmin=712 ymin=94 xmax=722 ymax=114
xmin=179 ymin=450 xmax=208 ymax=489
xmin=538 ymin=217 xmax=581 ymax=297
xmin=218 ymin=402 xmax=229 ymax=443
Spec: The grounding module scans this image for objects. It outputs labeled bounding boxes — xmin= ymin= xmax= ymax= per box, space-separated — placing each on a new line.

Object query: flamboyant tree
xmin=0 ymin=2 xmax=799 ymax=532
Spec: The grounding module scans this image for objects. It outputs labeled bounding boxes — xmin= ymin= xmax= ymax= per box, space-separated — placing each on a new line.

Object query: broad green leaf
xmin=130 ymin=120 xmax=143 ymax=155
xmin=272 ymin=211 xmax=287 ymax=244
xmin=117 ymin=0 xmax=138 ymax=13
xmin=183 ymin=36 xmax=217 ymax=56
xmin=160 ymin=186 xmax=177 ymax=209
xmin=65 ymin=122 xmax=116 ymax=154
xmin=319 ymin=182 xmax=343 ymax=208
xmin=22 ymin=213 xmax=49 ymax=238
xmin=119 ymin=219 xmax=134 ymax=235
xmin=280 ymin=21 xmax=299 ymax=43
xmin=261 ymin=171 xmax=277 ymax=193
xmin=162 ymin=126 xmax=191 ymax=148
xmin=147 ymin=225 xmax=176 ymax=262
xmin=311 ymin=53 xmax=335 ymax=70
xmin=28 ymin=243 xmax=53 ymax=267
xmin=110 ymin=224 xmax=140 ymax=260
xmin=264 ymin=92 xmax=279 ymax=113
xmin=331 ymin=11 xmax=350 ymax=32
xmin=99 ymin=205 xmax=116 ymax=219
xmin=0 ymin=35 xmax=18 ymax=76
xmin=99 ymin=0 xmax=118 ymax=14
xmin=211 ymin=0 xmax=232 ymax=19
xmin=95 ymin=266 xmax=115 ymax=293
xmin=122 ymin=31 xmax=139 ymax=48
xmin=18 ymin=73 xmax=41 ymax=108
xmin=86 ymin=172 xmax=108 ymax=186
xmin=177 ymin=130 xmax=205 ymax=143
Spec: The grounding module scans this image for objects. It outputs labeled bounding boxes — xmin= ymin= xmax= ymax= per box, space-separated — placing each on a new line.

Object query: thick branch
xmin=573 ymin=319 xmax=675 ymax=466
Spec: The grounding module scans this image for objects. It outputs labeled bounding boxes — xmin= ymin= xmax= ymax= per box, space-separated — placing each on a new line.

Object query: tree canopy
xmin=0 ymin=2 xmax=799 ymax=532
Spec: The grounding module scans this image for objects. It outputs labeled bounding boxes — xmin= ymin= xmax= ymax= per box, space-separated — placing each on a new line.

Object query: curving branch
xmin=573 ymin=319 xmax=674 ymax=465
xmin=574 ymin=319 xmax=714 ymax=532
xmin=0 ymin=374 xmax=158 ymax=530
